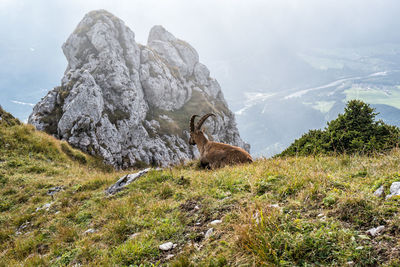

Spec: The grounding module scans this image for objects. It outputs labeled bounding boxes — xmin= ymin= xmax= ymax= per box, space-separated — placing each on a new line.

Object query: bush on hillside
xmin=279 ymin=100 xmax=400 ymax=156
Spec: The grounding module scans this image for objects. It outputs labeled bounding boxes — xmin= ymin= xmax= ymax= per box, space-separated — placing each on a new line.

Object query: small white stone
xmin=210 ymin=219 xmax=222 ymax=225
xmin=194 ymin=205 xmax=200 ymax=210
xmin=129 ymin=233 xmax=140 ymax=239
xmin=386 ymin=182 xmax=400 ymax=199
xmin=165 ymin=254 xmax=174 ymax=260
xmin=347 ymin=261 xmax=355 ymax=266
xmin=195 ymin=222 xmax=201 ymax=226
xmin=253 ymin=211 xmax=260 ymax=224
xmin=269 ymin=204 xmax=279 ymax=208
xmin=36 ymin=202 xmax=52 ymax=212
xmin=355 ymin=246 xmax=364 ymax=250
xmin=366 ymin=225 xmax=385 ymax=237
xmin=84 ymin=228 xmax=96 ymax=234
xmin=205 ymin=228 xmax=214 ymax=239
xmin=373 ymin=185 xmax=384 ymax=197
xmin=159 ymin=242 xmax=174 ymax=251
xmin=317 ymin=213 xmax=324 ymax=217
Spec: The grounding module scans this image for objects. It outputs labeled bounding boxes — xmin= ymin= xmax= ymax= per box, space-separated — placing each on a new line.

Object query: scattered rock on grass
xmin=16 ymin=221 xmax=31 ymax=235
xmin=165 ymin=254 xmax=174 ymax=260
xmin=159 ymin=242 xmax=175 ymax=251
xmin=386 ymin=182 xmax=400 ymax=199
xmin=209 ymin=219 xmax=222 ymax=225
xmin=36 ymin=203 xmax=52 ymax=212
xmin=105 ymin=168 xmax=151 ymax=195
xmin=129 ymin=233 xmax=140 ymax=239
xmin=366 ymin=225 xmax=385 ymax=237
xmin=84 ymin=228 xmax=96 ymax=234
xmin=47 ymin=186 xmax=63 ymax=196
xmin=373 ymin=185 xmax=384 ymax=197
xmin=205 ymin=228 xmax=214 ymax=239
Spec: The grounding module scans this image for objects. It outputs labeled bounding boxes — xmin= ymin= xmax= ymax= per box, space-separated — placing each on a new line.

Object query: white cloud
xmin=11 ymin=100 xmax=35 ymax=107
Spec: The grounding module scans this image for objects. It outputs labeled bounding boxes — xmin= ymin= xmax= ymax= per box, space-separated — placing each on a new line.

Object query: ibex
xmin=189 ymin=113 xmax=253 ymax=169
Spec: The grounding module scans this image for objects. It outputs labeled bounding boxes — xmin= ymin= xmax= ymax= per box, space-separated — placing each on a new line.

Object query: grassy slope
xmin=1 ymin=123 xmax=400 ymax=266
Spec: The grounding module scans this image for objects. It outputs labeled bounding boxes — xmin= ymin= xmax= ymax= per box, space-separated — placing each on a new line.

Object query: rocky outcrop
xmin=29 ymin=10 xmax=249 ymax=168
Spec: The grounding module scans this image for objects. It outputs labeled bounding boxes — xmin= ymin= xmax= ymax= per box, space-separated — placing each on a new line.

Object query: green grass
xmin=345 ymin=85 xmax=400 ymax=109
xmin=0 ymin=106 xmax=21 ymax=126
xmin=1 ymin=122 xmax=400 ymax=266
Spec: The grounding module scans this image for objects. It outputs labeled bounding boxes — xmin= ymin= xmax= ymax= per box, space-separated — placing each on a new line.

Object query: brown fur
xmin=189 ymin=114 xmax=253 ymax=169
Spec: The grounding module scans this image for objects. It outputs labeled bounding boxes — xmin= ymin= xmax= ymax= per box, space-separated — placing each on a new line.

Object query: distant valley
xmin=230 ymin=44 xmax=400 ymax=157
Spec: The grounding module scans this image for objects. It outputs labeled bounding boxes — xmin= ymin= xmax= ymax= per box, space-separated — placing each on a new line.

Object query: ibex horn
xmin=190 ymin=115 xmax=199 ymax=132
xmin=196 ymin=113 xmax=216 ymax=130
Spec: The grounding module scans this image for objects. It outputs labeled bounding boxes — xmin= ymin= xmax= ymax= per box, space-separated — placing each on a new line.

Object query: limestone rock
xmin=209 ymin=219 xmax=222 ymax=225
xmin=366 ymin=225 xmax=385 ymax=237
xmin=105 ymin=168 xmax=151 ymax=195
xmin=373 ymin=185 xmax=384 ymax=197
xmin=165 ymin=254 xmax=174 ymax=260
xmin=36 ymin=203 xmax=52 ymax=212
xmin=29 ymin=10 xmax=249 ymax=168
xmin=159 ymin=242 xmax=174 ymax=251
xmin=47 ymin=186 xmax=63 ymax=196
xmin=386 ymin=182 xmax=400 ymax=199
xmin=205 ymin=228 xmax=214 ymax=239
xmin=84 ymin=228 xmax=96 ymax=234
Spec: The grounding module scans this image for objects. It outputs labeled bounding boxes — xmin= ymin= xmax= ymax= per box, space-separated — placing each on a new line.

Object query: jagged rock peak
xmin=148 ymin=25 xmax=199 ymax=77
xmin=29 ymin=10 xmax=249 ymax=168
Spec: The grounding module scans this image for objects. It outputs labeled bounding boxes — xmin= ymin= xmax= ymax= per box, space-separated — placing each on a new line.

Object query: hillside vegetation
xmin=279 ymin=100 xmax=400 ymax=157
xmin=1 ymin=110 xmax=400 ymax=266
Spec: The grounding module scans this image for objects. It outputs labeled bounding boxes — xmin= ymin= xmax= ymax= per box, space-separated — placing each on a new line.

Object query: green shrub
xmin=279 ymin=100 xmax=400 ymax=156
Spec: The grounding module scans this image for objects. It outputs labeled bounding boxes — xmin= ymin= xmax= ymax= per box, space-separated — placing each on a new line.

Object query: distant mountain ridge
xmin=29 ymin=10 xmax=248 ymax=168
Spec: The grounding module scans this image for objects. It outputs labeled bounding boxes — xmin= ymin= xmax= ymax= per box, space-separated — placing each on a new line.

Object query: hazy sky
xmin=1 ymin=0 xmax=400 ymax=120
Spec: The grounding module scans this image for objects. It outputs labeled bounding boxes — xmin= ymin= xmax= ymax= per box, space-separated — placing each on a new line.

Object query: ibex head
xmin=189 ymin=113 xmax=216 ymax=145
